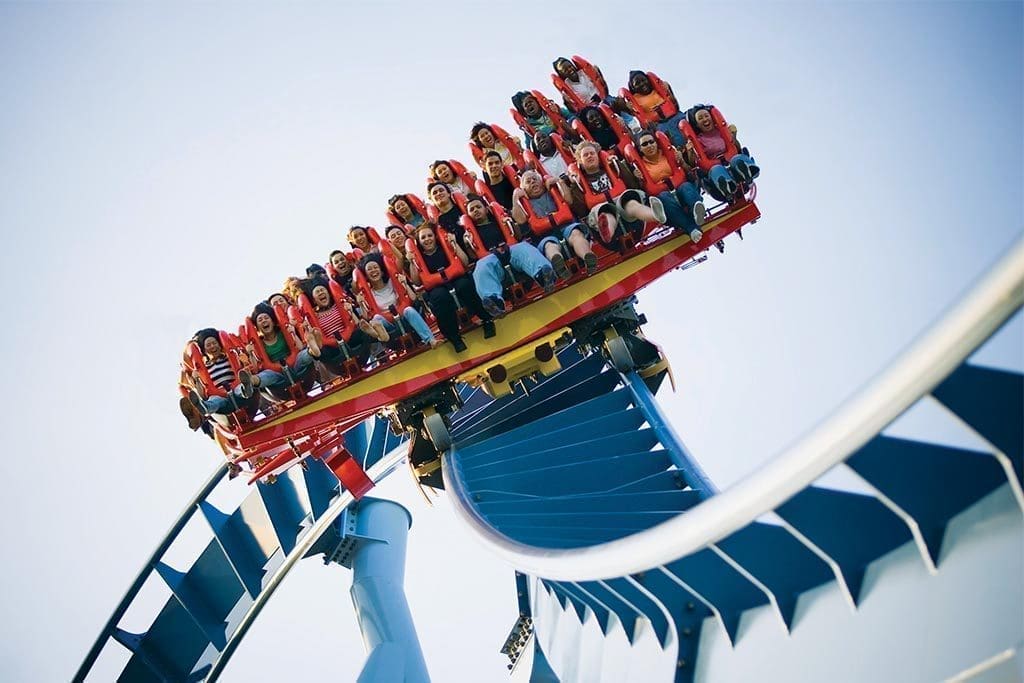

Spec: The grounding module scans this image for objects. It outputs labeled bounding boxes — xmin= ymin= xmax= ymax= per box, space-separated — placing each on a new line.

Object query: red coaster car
xmin=623 ymin=131 xmax=689 ymax=195
xmin=386 ymin=193 xmax=432 ymax=232
xmin=510 ymin=90 xmax=571 ymax=141
xmin=678 ymin=106 xmax=739 ymax=174
xmin=523 ymin=133 xmax=575 ymax=178
xmin=619 ymin=71 xmax=680 ymax=129
xmin=571 ymin=103 xmax=632 ymax=156
xmin=468 ymin=123 xmax=526 ymax=171
xmin=551 ymin=55 xmax=609 ymax=113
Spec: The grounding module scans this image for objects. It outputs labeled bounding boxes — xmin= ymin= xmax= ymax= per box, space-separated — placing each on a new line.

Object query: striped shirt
xmin=206 ymin=356 xmax=235 ymax=390
xmin=317 ymin=306 xmax=346 ymax=339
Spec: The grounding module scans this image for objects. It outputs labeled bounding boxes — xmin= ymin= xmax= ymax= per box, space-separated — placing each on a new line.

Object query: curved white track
xmin=443 ymin=239 xmax=1024 ymax=581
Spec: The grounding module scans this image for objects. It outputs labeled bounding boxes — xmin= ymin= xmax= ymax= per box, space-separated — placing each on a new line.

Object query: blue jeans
xmin=656 ymin=111 xmax=688 ymax=148
xmin=257 ymin=349 xmax=315 ymax=394
xmin=318 ymin=327 xmax=377 ymax=370
xmin=655 ymin=190 xmax=698 ymax=232
xmin=709 ymin=153 xmax=759 ymax=189
xmin=381 ymin=307 xmax=435 ymax=344
xmin=537 ymin=222 xmax=588 ymax=253
xmin=675 ymin=180 xmax=702 ymax=210
xmin=472 ymin=243 xmax=551 ymax=300
xmin=655 ymin=180 xmax=703 ymax=231
xmin=198 ymin=385 xmax=255 ymax=416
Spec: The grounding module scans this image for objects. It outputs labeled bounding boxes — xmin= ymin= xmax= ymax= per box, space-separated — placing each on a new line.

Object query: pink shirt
xmin=698 ymin=130 xmax=727 ymax=158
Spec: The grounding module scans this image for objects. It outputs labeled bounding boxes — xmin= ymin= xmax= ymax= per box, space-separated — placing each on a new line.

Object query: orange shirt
xmin=634 ymin=90 xmax=666 ymax=112
xmin=642 ymin=153 xmax=674 ymax=183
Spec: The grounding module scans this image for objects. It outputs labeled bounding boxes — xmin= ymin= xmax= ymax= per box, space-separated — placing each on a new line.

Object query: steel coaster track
xmin=75 ymin=417 xmax=407 ymax=682
xmin=442 ymin=239 xmax=1024 ymax=681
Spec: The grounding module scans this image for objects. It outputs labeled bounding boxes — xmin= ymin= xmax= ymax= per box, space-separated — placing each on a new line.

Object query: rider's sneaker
xmin=238 ymin=369 xmax=255 ymax=399
xmin=583 ymin=252 xmax=599 ymax=275
xmin=537 ymin=266 xmax=557 ymax=294
xmin=550 ymin=253 xmax=570 ymax=280
xmin=734 ymin=158 xmax=751 ymax=182
xmin=689 ymin=228 xmax=703 ymax=243
xmin=692 ymin=201 xmax=707 ymax=226
xmin=482 ymin=320 xmax=497 ymax=339
xmin=597 ymin=212 xmax=616 ymax=243
xmin=180 ymin=396 xmax=203 ymax=431
xmin=716 ymin=176 xmax=733 ymax=197
xmin=648 ymin=196 xmax=667 ymax=224
xmin=482 ymin=296 xmax=506 ymax=319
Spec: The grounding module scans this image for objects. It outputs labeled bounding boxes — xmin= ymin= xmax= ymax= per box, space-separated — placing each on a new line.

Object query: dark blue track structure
xmin=442 ymin=245 xmax=1024 ymax=681
xmin=76 ymin=243 xmax=1022 ymax=680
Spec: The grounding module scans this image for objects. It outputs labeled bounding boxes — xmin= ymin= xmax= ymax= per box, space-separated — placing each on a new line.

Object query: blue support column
xmin=337 ymin=498 xmax=431 ymax=683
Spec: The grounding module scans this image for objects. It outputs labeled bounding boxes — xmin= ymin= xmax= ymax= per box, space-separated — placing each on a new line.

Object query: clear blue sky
xmin=0 ymin=2 xmax=1020 ymax=681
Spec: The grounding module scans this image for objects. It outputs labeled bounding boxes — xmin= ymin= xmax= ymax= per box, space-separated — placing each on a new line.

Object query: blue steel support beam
xmin=344 ymin=498 xmax=430 ymax=683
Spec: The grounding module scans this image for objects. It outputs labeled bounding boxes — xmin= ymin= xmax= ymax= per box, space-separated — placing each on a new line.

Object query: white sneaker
xmin=692 ymin=201 xmax=707 ymax=226
xmin=689 ymin=228 xmax=703 ymax=243
xmin=648 ymin=196 xmax=667 ymax=224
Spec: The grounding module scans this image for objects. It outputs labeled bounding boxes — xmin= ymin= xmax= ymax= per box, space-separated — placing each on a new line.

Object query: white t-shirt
xmin=371 ymin=280 xmax=399 ymax=310
xmin=541 ymin=153 xmax=569 ymax=178
xmin=568 ymin=72 xmax=600 ymax=104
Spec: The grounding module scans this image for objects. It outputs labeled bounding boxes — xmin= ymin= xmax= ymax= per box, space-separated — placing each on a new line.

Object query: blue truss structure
xmin=74 ymin=418 xmax=408 ymax=682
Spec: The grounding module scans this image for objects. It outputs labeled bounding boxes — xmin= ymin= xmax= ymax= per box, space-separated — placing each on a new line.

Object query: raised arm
xmin=511 ymin=187 xmax=529 ymax=225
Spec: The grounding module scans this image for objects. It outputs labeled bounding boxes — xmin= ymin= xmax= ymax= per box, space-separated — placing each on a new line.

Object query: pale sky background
xmin=0 ymin=2 xmax=1021 ymax=682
